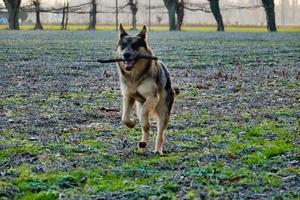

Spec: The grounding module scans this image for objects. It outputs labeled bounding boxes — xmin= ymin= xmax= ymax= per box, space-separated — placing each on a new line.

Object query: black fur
xmin=120 ymin=32 xmax=128 ymax=39
xmin=132 ymin=38 xmax=147 ymax=50
xmin=160 ymin=63 xmax=175 ymax=114
xmin=160 ymin=63 xmax=172 ymax=92
xmin=118 ymin=37 xmax=147 ymax=50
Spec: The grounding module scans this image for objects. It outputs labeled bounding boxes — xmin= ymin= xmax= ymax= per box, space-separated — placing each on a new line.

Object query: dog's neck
xmin=118 ymin=59 xmax=153 ymax=82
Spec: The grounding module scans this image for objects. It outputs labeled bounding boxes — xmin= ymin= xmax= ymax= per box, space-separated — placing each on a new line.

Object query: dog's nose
xmin=123 ymin=53 xmax=131 ymax=59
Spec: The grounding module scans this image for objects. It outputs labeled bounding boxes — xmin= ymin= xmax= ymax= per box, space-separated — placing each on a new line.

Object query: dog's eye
xmin=131 ymin=43 xmax=139 ymax=50
xmin=120 ymin=43 xmax=127 ymax=49
xmin=132 ymin=40 xmax=146 ymax=50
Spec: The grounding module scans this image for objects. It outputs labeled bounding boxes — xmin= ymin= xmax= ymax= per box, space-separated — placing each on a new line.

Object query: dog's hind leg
xmin=154 ymin=89 xmax=174 ymax=155
xmin=154 ymin=110 xmax=169 ymax=155
xmin=122 ymin=97 xmax=136 ymax=128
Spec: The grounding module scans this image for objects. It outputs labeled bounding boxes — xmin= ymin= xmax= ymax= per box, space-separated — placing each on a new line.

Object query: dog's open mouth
xmin=124 ymin=60 xmax=136 ymax=71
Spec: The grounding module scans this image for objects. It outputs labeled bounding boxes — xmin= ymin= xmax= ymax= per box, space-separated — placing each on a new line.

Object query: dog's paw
xmin=122 ymin=120 xmax=136 ymax=128
xmin=153 ymin=150 xmax=165 ymax=156
xmin=138 ymin=141 xmax=147 ymax=149
xmin=136 ymin=143 xmax=147 ymax=154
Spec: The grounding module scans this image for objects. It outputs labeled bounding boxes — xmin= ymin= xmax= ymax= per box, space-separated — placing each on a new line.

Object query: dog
xmin=116 ymin=24 xmax=179 ymax=155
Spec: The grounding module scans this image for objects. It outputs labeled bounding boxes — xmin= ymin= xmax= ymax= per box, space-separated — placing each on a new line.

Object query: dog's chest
xmin=120 ymin=78 xmax=157 ymax=99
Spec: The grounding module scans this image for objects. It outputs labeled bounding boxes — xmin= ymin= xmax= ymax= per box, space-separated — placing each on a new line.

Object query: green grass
xmin=0 ymin=31 xmax=299 ymax=199
xmin=0 ymin=95 xmax=26 ymax=107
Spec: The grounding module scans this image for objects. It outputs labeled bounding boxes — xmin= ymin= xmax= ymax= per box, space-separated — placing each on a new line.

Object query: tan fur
xmin=116 ymin=24 xmax=177 ymax=155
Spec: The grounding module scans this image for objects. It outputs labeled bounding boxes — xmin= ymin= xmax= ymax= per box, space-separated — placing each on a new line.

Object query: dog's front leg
xmin=137 ymin=95 xmax=158 ymax=149
xmin=122 ymin=97 xmax=136 ymax=128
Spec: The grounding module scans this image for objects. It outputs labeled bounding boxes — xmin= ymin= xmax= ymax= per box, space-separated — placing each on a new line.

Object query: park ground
xmin=0 ymin=30 xmax=299 ymax=199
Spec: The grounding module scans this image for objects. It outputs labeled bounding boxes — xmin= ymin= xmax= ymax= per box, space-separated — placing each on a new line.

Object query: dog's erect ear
xmin=137 ymin=25 xmax=147 ymax=40
xmin=119 ymin=23 xmax=128 ymax=38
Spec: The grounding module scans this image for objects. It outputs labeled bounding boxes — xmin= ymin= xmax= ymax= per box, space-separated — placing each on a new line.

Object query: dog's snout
xmin=123 ymin=53 xmax=131 ymax=59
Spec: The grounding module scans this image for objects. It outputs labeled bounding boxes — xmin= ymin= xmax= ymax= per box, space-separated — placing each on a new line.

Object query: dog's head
xmin=117 ymin=24 xmax=149 ymax=71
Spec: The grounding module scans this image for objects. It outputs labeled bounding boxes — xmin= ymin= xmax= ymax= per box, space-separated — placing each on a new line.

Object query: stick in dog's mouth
xmin=97 ymin=55 xmax=158 ymax=64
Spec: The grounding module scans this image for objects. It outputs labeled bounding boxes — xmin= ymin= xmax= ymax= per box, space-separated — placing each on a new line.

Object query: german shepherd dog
xmin=116 ymin=24 xmax=179 ymax=155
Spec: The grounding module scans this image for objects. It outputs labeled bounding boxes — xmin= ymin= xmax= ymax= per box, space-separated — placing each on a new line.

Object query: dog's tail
xmin=173 ymin=87 xmax=180 ymax=96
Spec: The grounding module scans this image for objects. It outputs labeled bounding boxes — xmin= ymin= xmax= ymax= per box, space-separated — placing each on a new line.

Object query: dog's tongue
xmin=125 ymin=60 xmax=135 ymax=70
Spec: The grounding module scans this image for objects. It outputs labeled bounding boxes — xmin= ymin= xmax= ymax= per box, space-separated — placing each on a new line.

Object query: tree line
xmin=1 ymin=0 xmax=278 ymax=32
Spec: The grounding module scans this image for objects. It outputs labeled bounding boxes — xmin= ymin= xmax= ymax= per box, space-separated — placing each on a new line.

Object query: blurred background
xmin=0 ymin=0 xmax=299 ymax=30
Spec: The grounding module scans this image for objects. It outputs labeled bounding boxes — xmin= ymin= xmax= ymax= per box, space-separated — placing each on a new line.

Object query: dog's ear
xmin=137 ymin=25 xmax=147 ymax=40
xmin=119 ymin=23 xmax=128 ymax=39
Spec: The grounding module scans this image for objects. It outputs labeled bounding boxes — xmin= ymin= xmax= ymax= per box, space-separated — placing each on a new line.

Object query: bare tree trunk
xmin=33 ymin=0 xmax=43 ymax=30
xmin=65 ymin=0 xmax=69 ymax=30
xmin=208 ymin=0 xmax=224 ymax=31
xmin=163 ymin=0 xmax=177 ymax=31
xmin=129 ymin=0 xmax=138 ymax=30
xmin=148 ymin=0 xmax=150 ymax=29
xmin=176 ymin=0 xmax=184 ymax=31
xmin=262 ymin=0 xmax=277 ymax=32
xmin=88 ymin=0 xmax=97 ymax=30
xmin=115 ymin=0 xmax=118 ymax=31
xmin=61 ymin=3 xmax=66 ymax=30
xmin=3 ymin=0 xmax=21 ymax=30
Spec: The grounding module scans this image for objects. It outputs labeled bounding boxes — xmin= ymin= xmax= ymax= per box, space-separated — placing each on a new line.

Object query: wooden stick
xmin=97 ymin=55 xmax=158 ymax=63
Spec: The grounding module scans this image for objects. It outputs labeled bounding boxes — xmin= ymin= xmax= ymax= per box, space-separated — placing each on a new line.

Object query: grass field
xmin=0 ymin=30 xmax=299 ymax=199
xmin=1 ymin=24 xmax=300 ymax=32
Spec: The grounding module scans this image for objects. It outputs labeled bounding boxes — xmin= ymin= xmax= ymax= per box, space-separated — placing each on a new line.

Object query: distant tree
xmin=208 ymin=0 xmax=224 ymax=31
xmin=163 ymin=0 xmax=178 ymax=31
xmin=156 ymin=15 xmax=162 ymax=24
xmin=128 ymin=0 xmax=138 ymax=30
xmin=60 ymin=0 xmax=69 ymax=30
xmin=19 ymin=9 xmax=28 ymax=22
xmin=115 ymin=0 xmax=118 ymax=31
xmin=65 ymin=0 xmax=69 ymax=30
xmin=261 ymin=0 xmax=277 ymax=32
xmin=88 ymin=0 xmax=97 ymax=30
xmin=3 ymin=0 xmax=21 ymax=29
xmin=33 ymin=0 xmax=43 ymax=30
xmin=176 ymin=0 xmax=184 ymax=30
xmin=61 ymin=1 xmax=66 ymax=30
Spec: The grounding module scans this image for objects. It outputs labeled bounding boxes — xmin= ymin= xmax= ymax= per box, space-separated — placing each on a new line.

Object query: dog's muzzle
xmin=124 ymin=60 xmax=135 ymax=71
xmin=123 ymin=53 xmax=136 ymax=71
